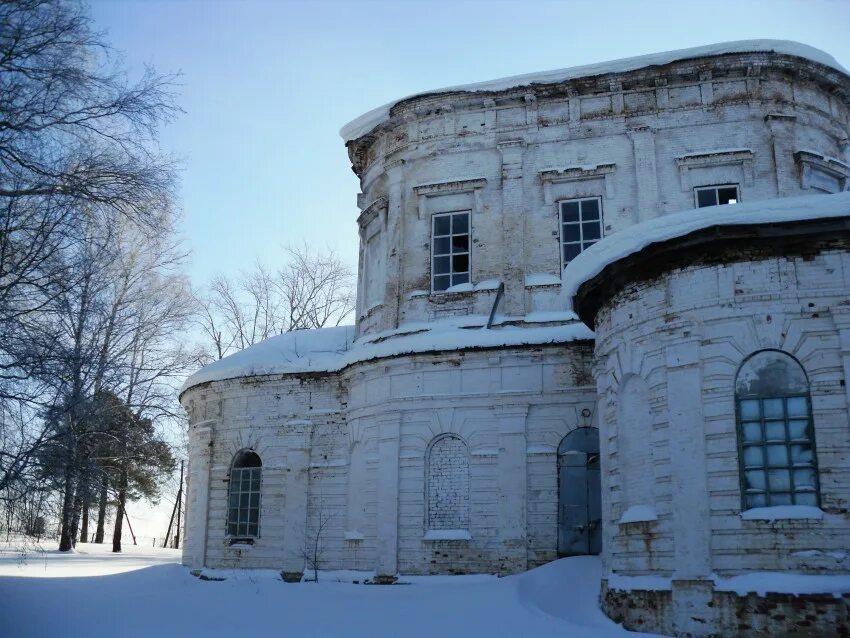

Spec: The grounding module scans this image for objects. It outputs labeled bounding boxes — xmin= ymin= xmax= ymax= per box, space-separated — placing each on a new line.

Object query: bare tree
xmin=197 ymin=244 xmax=354 ymax=363
xmin=0 ymin=0 xmax=185 ymax=545
xmin=299 ymin=498 xmax=334 ymax=583
xmin=280 ymin=245 xmax=355 ymax=331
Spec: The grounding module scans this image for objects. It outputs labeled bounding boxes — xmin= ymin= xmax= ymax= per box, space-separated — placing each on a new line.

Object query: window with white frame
xmin=227 ymin=450 xmax=262 ymax=538
xmin=695 ymin=184 xmax=739 ymax=208
xmin=431 ymin=211 xmax=470 ymax=292
xmin=560 ymin=198 xmax=602 ymax=269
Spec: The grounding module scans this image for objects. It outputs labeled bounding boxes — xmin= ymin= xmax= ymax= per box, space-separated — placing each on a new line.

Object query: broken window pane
xmin=696 ymin=184 xmax=739 ymax=208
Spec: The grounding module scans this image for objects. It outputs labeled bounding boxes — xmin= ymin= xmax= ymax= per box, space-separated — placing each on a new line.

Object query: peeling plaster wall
xmin=350 ymin=52 xmax=850 ymax=337
xmin=593 ymin=238 xmax=850 ymax=636
xmin=181 ymin=343 xmax=597 ymax=576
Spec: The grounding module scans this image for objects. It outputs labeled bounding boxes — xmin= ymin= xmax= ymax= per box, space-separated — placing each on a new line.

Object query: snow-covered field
xmin=0 ymin=542 xmax=662 ymax=637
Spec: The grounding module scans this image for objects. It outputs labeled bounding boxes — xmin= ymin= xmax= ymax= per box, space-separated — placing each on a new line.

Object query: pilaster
xmin=628 ymin=126 xmax=660 ymax=220
xmin=766 ymin=113 xmax=797 ymax=196
xmin=497 ymin=140 xmax=526 ymax=315
xmin=496 ymin=405 xmax=529 ymax=570
xmin=375 ymin=414 xmax=401 ymax=579
xmin=382 ymin=159 xmax=405 ymax=331
xmin=280 ymin=419 xmax=313 ymax=578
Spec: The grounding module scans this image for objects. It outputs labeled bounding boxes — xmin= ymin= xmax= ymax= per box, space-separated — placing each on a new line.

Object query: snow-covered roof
xmin=561 ymin=191 xmax=850 ymax=313
xmin=341 ymin=40 xmax=848 ymax=143
xmin=181 ymin=325 xmax=357 ymax=393
xmin=181 ymin=315 xmax=592 ymax=394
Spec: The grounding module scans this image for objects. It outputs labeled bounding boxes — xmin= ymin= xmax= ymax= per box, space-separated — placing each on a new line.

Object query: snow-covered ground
xmin=0 ymin=542 xmax=663 ymax=637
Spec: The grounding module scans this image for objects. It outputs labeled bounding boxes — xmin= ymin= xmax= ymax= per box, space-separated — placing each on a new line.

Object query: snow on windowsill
xmin=443 ymin=282 xmax=475 ymax=294
xmin=741 ymin=505 xmax=825 ymax=522
xmin=618 ymin=505 xmax=658 ymax=524
xmin=437 ymin=280 xmax=502 ymax=295
xmin=474 ymin=279 xmax=502 ymax=291
xmin=407 ymin=289 xmax=429 ymax=299
xmin=561 ymin=191 xmax=850 ymax=310
xmin=525 ymin=273 xmax=562 ymax=287
xmin=344 ymin=531 xmax=365 ymax=541
xmin=423 ymin=530 xmax=472 ymax=541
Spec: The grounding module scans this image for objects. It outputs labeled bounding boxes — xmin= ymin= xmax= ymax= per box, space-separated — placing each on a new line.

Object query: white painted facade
xmin=181 ymin=40 xmax=850 ymax=635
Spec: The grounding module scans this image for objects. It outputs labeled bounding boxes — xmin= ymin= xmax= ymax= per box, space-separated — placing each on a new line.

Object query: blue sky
xmin=90 ymin=0 xmax=850 ymax=289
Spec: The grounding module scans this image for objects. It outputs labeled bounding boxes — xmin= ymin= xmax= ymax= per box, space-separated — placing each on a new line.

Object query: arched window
xmin=427 ymin=434 xmax=470 ymax=531
xmin=227 ymin=450 xmax=262 ymax=537
xmin=736 ymin=350 xmax=820 ymax=509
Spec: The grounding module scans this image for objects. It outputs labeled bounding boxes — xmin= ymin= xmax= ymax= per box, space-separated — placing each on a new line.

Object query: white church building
xmin=180 ymin=40 xmax=850 ymax=636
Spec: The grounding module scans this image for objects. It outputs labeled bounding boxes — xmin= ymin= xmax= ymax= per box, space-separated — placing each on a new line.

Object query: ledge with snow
xmin=740 ymin=505 xmax=825 ymax=522
xmin=423 ymin=529 xmax=472 ymax=541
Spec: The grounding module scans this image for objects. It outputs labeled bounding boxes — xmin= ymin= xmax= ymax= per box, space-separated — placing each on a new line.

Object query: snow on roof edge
xmin=561 ymin=191 xmax=850 ymax=313
xmin=340 ymin=40 xmax=848 ymax=143
xmin=180 ymin=320 xmax=593 ymax=394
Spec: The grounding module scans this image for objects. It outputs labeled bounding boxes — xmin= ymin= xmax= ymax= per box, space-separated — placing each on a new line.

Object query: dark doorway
xmin=557 ymin=427 xmax=601 ymax=556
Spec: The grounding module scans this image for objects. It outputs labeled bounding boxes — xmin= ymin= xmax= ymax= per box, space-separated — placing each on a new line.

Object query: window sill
xmin=619 ymin=505 xmax=658 ymax=525
xmin=226 ymin=537 xmax=256 ymax=547
xmin=344 ymin=530 xmax=365 ymax=541
xmin=423 ymin=529 xmax=472 ymax=541
xmin=740 ymin=505 xmax=824 ymax=522
xmin=430 ymin=280 xmax=501 ymax=297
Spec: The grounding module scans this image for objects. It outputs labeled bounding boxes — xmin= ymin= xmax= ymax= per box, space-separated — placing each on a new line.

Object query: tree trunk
xmin=94 ymin=475 xmax=107 ymax=543
xmin=69 ymin=487 xmax=83 ymax=547
xmin=58 ymin=462 xmax=76 ymax=552
xmin=79 ymin=497 xmax=90 ymax=543
xmin=112 ymin=469 xmax=127 ymax=553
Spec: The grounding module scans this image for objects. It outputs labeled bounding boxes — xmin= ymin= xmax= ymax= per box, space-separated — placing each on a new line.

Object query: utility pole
xmin=124 ymin=509 xmax=137 ymax=546
xmin=163 ymin=460 xmax=184 ymax=549
xmin=175 ymin=460 xmax=183 ymax=549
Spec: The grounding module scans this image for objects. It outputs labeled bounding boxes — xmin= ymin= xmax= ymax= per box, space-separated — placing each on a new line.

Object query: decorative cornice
xmin=675 ymin=148 xmax=754 ymax=190
xmin=357 ymin=196 xmax=388 ymax=228
xmin=413 ymin=177 xmax=487 ymax=197
xmin=540 ymin=163 xmax=617 ymax=202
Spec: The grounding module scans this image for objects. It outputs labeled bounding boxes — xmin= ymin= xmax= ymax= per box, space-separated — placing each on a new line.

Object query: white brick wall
xmin=180 ymin=48 xmax=850 ymax=587
xmin=349 ymin=51 xmax=850 ymax=337
xmin=594 ymin=241 xmax=850 ymax=580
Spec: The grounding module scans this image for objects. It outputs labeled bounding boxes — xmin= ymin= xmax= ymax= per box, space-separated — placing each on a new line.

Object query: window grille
xmin=227 ymin=450 xmax=262 ymax=537
xmin=735 ymin=351 xmax=820 ymax=509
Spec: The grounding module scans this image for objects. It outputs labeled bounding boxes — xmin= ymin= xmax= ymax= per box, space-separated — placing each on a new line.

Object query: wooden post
xmin=124 ymin=509 xmax=137 ymax=546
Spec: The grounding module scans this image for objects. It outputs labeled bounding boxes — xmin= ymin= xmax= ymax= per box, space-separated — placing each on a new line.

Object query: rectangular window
xmin=432 ymin=211 xmax=470 ymax=292
xmin=560 ymin=197 xmax=603 ymax=269
xmin=695 ymin=184 xmax=739 ymax=208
